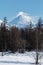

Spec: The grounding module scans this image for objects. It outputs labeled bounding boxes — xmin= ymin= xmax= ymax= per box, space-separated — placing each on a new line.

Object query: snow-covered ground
xmin=0 ymin=51 xmax=43 ymax=65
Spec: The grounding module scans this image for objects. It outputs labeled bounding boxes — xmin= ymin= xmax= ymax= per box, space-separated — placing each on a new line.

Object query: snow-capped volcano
xmin=16 ymin=12 xmax=33 ymax=24
xmin=0 ymin=12 xmax=39 ymax=28
xmin=9 ymin=12 xmax=33 ymax=27
xmin=8 ymin=12 xmax=39 ymax=28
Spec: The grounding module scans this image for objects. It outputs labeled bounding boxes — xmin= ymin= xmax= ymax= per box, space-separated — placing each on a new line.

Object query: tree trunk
xmin=36 ymin=29 xmax=39 ymax=65
xmin=36 ymin=52 xmax=38 ymax=65
xmin=2 ymin=44 xmax=3 ymax=56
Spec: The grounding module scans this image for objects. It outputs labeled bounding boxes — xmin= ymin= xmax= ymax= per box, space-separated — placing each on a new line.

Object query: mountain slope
xmin=8 ymin=12 xmax=38 ymax=28
xmin=0 ymin=12 xmax=39 ymax=28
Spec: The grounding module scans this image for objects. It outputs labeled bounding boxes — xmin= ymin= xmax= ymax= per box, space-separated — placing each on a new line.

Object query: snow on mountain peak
xmin=8 ymin=12 xmax=39 ymax=28
xmin=17 ymin=12 xmax=25 ymax=16
xmin=16 ymin=12 xmax=33 ymax=25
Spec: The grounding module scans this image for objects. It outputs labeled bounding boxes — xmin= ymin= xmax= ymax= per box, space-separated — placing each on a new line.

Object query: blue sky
xmin=0 ymin=0 xmax=43 ymax=20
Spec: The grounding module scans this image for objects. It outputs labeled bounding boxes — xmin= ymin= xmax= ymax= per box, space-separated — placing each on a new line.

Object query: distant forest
xmin=0 ymin=17 xmax=43 ymax=53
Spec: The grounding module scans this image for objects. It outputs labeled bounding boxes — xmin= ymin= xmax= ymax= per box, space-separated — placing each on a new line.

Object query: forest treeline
xmin=0 ymin=17 xmax=43 ymax=53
